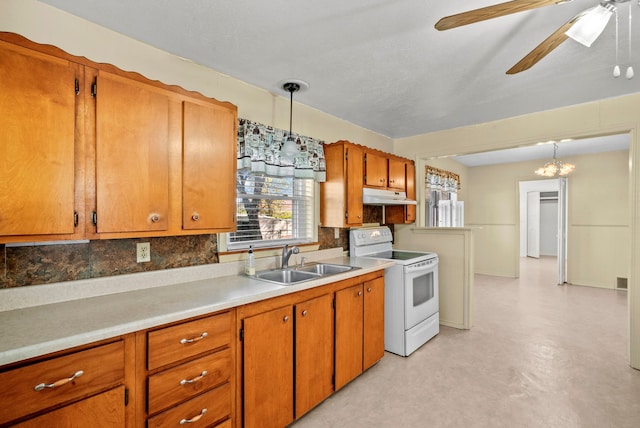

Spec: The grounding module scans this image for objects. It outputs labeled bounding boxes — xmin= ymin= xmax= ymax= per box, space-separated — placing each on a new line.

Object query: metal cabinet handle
xmin=180 ymin=332 xmax=208 ymax=344
xmin=34 ymin=370 xmax=84 ymax=391
xmin=150 ymin=213 xmax=160 ymax=223
xmin=180 ymin=370 xmax=208 ymax=386
xmin=357 ymin=291 xmax=363 ymax=296
xmin=302 ymin=310 xmax=308 ymax=317
xmin=367 ymin=287 xmax=372 ymax=293
xmin=191 ymin=213 xmax=200 ymax=221
xmin=283 ymin=315 xmax=290 ymax=322
xmin=180 ymin=408 xmax=207 ymax=425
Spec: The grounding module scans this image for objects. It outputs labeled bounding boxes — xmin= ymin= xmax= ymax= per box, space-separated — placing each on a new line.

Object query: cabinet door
xmin=346 ymin=145 xmax=364 ymax=225
xmin=363 ymin=277 xmax=385 ymax=370
xmin=406 ymin=162 xmax=416 ymax=223
xmin=13 ymin=386 xmax=125 ymax=428
xmin=335 ymin=284 xmax=363 ymax=390
xmin=388 ymin=158 xmax=406 ymax=191
xmin=95 ymin=72 xmax=170 ymax=233
xmin=182 ymin=101 xmax=236 ymax=231
xmin=243 ymin=306 xmax=294 ymax=428
xmin=295 ymin=294 xmax=334 ymax=418
xmin=364 ymin=152 xmax=387 ymax=188
xmin=0 ymin=44 xmax=76 ymax=237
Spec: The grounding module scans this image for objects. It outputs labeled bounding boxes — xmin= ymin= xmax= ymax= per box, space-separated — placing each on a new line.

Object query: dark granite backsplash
xmin=1 ymin=206 xmax=388 ymax=288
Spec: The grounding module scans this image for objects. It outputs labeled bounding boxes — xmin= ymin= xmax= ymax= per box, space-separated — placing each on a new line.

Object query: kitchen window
xmin=225 ymin=171 xmax=315 ymax=250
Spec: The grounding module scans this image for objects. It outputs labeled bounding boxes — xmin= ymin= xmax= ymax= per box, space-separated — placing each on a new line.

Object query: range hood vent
xmin=362 ymin=188 xmax=417 ymax=206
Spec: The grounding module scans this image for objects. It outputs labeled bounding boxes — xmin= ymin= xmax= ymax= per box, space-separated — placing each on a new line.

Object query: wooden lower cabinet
xmin=242 ymin=294 xmax=335 ymax=428
xmin=12 ymin=386 xmax=126 ymax=428
xmin=335 ymin=284 xmax=364 ymax=390
xmin=295 ymin=294 xmax=334 ymax=418
xmin=243 ymin=305 xmax=294 ymax=428
xmin=141 ymin=310 xmax=235 ymax=428
xmin=363 ymin=277 xmax=385 ymax=370
xmin=335 ymin=276 xmax=385 ymax=390
xmin=0 ymin=339 xmax=127 ymax=427
xmin=240 ymin=271 xmax=385 ymax=427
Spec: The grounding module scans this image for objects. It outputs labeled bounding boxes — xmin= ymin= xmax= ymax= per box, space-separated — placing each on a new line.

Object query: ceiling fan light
xmin=566 ymin=4 xmax=615 ymax=47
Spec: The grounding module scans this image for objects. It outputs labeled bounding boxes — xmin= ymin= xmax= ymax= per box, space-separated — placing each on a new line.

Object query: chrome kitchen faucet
xmin=281 ymin=244 xmax=299 ymax=269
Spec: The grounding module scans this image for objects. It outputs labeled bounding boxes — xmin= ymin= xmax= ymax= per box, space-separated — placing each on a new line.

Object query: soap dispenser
xmin=245 ymin=245 xmax=255 ymax=275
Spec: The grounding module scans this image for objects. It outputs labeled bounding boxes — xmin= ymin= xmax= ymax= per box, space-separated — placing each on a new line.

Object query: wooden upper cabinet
xmin=346 ymin=145 xmax=364 ymax=225
xmin=320 ymin=141 xmax=363 ymax=228
xmin=95 ymin=71 xmax=170 ymax=233
xmin=388 ymin=158 xmax=406 ymax=191
xmin=0 ymin=33 xmax=239 ymax=241
xmin=364 ymin=151 xmax=387 ymax=188
xmin=0 ymin=42 xmax=78 ymax=239
xmin=182 ymin=101 xmax=236 ymax=231
xmin=406 ymin=162 xmax=416 ymax=223
xmin=385 ymin=160 xmax=417 ymax=224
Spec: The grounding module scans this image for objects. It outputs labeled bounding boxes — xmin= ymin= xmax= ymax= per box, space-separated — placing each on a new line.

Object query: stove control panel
xmin=351 ymin=226 xmax=393 ymax=246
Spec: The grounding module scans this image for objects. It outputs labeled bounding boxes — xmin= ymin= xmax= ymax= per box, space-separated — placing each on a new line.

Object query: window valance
xmin=237 ymin=118 xmax=326 ymax=182
xmin=425 ymin=165 xmax=460 ymax=192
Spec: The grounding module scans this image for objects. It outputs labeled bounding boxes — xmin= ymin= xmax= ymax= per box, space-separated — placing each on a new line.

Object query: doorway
xmin=519 ymin=178 xmax=567 ymax=285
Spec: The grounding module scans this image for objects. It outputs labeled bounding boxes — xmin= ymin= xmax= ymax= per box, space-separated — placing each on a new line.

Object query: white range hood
xmin=362 ymin=188 xmax=417 ymax=206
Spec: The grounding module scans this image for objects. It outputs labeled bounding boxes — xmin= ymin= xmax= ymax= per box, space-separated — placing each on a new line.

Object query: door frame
xmin=519 ymin=178 xmax=567 ymax=284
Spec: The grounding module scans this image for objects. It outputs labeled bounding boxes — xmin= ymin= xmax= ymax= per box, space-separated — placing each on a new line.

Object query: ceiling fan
xmin=435 ymin=0 xmax=631 ymax=74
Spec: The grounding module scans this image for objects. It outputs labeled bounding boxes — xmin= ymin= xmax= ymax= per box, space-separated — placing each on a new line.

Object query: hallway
xmin=292 ymin=257 xmax=640 ymax=427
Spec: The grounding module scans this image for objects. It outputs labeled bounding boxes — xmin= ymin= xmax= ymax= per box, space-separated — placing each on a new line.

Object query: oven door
xmin=404 ymin=259 xmax=439 ymax=330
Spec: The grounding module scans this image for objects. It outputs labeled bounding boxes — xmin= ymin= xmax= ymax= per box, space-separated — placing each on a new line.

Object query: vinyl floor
xmin=291 ymin=256 xmax=640 ymax=428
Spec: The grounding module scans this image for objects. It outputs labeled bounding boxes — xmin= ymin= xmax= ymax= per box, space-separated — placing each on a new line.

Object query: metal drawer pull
xmin=34 ymin=370 xmax=84 ymax=391
xmin=302 ymin=310 xmax=308 ymax=317
xmin=179 ymin=370 xmax=208 ymax=386
xmin=180 ymin=332 xmax=208 ymax=344
xmin=180 ymin=408 xmax=207 ymax=425
xmin=358 ymin=291 xmax=363 ymax=296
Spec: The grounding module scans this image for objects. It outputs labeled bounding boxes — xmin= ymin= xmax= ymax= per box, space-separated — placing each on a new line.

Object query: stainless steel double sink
xmin=252 ymin=263 xmax=360 ymax=285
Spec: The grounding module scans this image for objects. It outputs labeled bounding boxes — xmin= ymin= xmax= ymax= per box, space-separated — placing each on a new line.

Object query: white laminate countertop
xmin=0 ymin=256 xmax=394 ymax=366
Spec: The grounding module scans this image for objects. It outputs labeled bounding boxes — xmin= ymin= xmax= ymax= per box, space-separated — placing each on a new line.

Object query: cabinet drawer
xmin=148 ymin=311 xmax=231 ymax=370
xmin=0 ymin=341 xmax=124 ymax=425
xmin=11 ymin=385 xmax=125 ymax=428
xmin=148 ymin=348 xmax=232 ymax=415
xmin=147 ymin=382 xmax=231 ymax=428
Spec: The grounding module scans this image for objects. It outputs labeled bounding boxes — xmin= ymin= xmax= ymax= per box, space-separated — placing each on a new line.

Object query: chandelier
xmin=534 ymin=143 xmax=575 ymax=177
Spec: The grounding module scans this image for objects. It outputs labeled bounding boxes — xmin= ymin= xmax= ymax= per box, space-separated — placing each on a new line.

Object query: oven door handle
xmin=405 ymin=260 xmax=438 ymax=274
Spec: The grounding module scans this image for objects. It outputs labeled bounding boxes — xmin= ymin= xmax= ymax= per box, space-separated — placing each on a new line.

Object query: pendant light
xmin=534 ymin=143 xmax=575 ymax=177
xmin=281 ymin=81 xmax=301 ymax=162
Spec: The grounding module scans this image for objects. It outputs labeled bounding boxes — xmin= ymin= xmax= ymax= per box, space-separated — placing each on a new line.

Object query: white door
xmin=527 ymin=191 xmax=540 ymax=258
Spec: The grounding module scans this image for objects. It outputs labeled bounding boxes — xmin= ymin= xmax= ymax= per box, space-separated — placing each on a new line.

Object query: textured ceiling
xmin=41 ymin=0 xmax=640 ymax=139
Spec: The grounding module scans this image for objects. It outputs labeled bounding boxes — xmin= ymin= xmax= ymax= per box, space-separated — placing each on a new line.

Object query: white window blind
xmin=227 ymin=171 xmax=314 ymax=250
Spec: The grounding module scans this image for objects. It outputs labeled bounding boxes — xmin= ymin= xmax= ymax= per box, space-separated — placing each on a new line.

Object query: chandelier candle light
xmin=534 ymin=143 xmax=576 ymax=177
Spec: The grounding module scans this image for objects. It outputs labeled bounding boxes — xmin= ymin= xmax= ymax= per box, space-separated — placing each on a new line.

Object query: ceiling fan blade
xmin=506 ymin=13 xmax=583 ymax=74
xmin=435 ymin=0 xmax=564 ymax=31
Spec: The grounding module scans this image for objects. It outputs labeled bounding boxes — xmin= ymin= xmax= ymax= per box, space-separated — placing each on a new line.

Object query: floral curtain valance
xmin=237 ymin=118 xmax=326 ymax=182
xmin=425 ymin=165 xmax=460 ymax=192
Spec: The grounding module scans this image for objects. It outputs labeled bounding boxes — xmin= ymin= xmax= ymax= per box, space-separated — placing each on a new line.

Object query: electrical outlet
xmin=334 ymin=228 xmax=340 ymax=239
xmin=137 ymin=242 xmax=150 ymax=263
